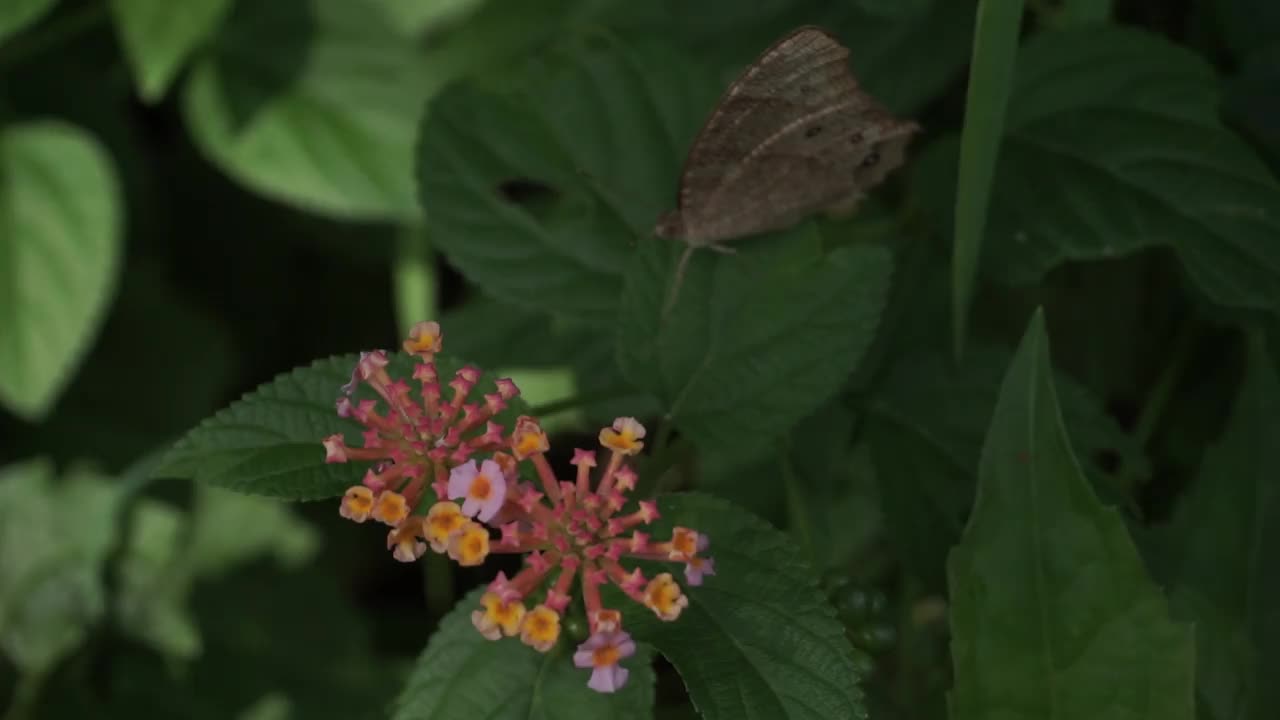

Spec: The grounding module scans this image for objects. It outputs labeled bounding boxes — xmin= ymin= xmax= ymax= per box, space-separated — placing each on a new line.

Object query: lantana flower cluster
xmin=322 ymin=322 xmax=714 ymax=694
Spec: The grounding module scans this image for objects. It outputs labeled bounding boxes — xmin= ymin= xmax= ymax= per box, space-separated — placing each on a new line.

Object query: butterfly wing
xmin=661 ymin=26 xmax=917 ymax=245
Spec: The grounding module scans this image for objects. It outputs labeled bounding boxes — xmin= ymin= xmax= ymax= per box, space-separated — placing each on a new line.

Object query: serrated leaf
xmin=417 ymin=32 xmax=718 ymax=322
xmin=618 ymin=493 xmax=866 ymax=720
xmin=946 ymin=311 xmax=1194 ymax=720
xmin=0 ymin=460 xmax=119 ymax=673
xmin=1148 ymin=338 xmax=1280 ymax=720
xmin=442 ymin=295 xmax=660 ymax=426
xmin=933 ymin=27 xmax=1280 ymax=317
xmin=0 ymin=122 xmax=122 ymax=420
xmin=110 ymin=0 xmax=233 ymax=102
xmin=183 ymin=0 xmax=431 ymax=221
xmin=0 ymin=0 xmax=56 ymax=43
xmin=617 ymin=228 xmax=891 ymax=451
xmin=392 ymin=588 xmax=654 ymax=720
xmin=157 ymin=353 xmax=527 ymax=500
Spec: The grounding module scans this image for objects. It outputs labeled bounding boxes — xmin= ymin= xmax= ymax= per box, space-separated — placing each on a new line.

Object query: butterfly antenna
xmin=661 ymin=245 xmax=697 ymax=318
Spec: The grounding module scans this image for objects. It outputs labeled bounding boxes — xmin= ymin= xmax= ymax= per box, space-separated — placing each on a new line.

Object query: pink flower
xmin=447 ymin=459 xmax=507 ymax=522
xmin=573 ymin=630 xmax=636 ymax=693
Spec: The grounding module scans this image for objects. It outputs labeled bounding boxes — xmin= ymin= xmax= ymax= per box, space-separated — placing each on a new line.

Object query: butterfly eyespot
xmin=849 ymin=132 xmax=863 ymax=144
xmin=860 ymin=151 xmax=881 ymax=168
xmin=804 ymin=125 xmax=823 ymax=139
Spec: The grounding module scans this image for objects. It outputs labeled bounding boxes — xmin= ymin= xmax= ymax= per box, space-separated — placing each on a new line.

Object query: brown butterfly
xmin=655 ymin=26 xmax=919 ymax=312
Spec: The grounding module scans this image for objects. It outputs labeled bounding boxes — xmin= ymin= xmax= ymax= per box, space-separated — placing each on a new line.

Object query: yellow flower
xmin=520 ymin=605 xmax=561 ymax=652
xmin=339 ymin=486 xmax=375 ymax=522
xmin=448 ymin=521 xmax=490 ymax=566
xmin=599 ymin=417 xmax=646 ymax=455
xmin=371 ymin=490 xmax=410 ymax=526
xmin=644 ymin=573 xmax=688 ymax=621
xmin=424 ymin=501 xmax=466 ymax=553
xmin=471 ymin=592 xmax=527 ymax=640
xmin=511 ymin=416 xmax=549 ymax=459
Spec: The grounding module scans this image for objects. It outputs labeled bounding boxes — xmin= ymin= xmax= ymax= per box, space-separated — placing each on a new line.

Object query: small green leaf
xmin=184 ymin=0 xmax=431 ymax=221
xmin=618 ymin=227 xmax=891 ymax=451
xmin=417 ymin=32 xmax=718 ymax=322
xmin=110 ymin=0 xmax=233 ymax=101
xmin=0 ymin=460 xmax=119 ymax=673
xmin=157 ymin=353 xmax=527 ymax=500
xmin=1148 ymin=338 xmax=1280 ymax=720
xmin=947 ymin=310 xmax=1194 ymax=720
xmin=115 ymin=499 xmax=203 ymax=660
xmin=620 ymin=493 xmax=866 ymax=720
xmin=392 ymin=588 xmax=654 ymax=720
xmin=0 ymin=0 xmax=56 ymax=43
xmin=951 ymin=0 xmax=1026 ymax=357
xmin=116 ymin=487 xmax=320 ymax=661
xmin=0 ymin=122 xmax=122 ymax=420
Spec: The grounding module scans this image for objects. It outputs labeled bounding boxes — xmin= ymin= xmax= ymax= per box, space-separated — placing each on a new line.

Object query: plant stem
xmin=2 ymin=667 xmax=47 ymax=720
xmin=423 ymin=552 xmax=454 ymax=619
xmin=526 ymin=385 xmax=633 ymax=417
xmin=1118 ymin=321 xmax=1198 ymax=487
xmin=392 ymin=227 xmax=437 ymax=334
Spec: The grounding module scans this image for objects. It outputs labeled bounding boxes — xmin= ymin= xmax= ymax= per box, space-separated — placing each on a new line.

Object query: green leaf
xmin=392 ymin=588 xmax=654 ymax=720
xmin=116 ymin=487 xmax=319 ymax=661
xmin=936 ymin=27 xmax=1280 ymax=318
xmin=867 ymin=343 xmax=1144 ymax=590
xmin=827 ymin=0 xmax=976 ymax=117
xmin=417 ymin=32 xmax=719 ymax=322
xmin=850 ymin=0 xmax=931 ymax=19
xmin=110 ymin=0 xmax=233 ymax=101
xmin=0 ymin=460 xmax=119 ymax=673
xmin=0 ymin=0 xmax=56 ymax=43
xmin=946 ymin=310 xmax=1194 ymax=720
xmin=442 ymin=295 xmax=659 ymax=425
xmin=1148 ymin=338 xmax=1280 ymax=720
xmin=183 ymin=0 xmax=431 ymax=221
xmin=951 ymin=0 xmax=1026 ymax=357
xmin=1226 ymin=45 xmax=1280 ymax=167
xmin=0 ymin=122 xmax=122 ymax=420
xmin=1036 ymin=0 xmax=1112 ymax=27
xmin=157 ymin=352 xmax=527 ymax=500
xmin=619 ymin=493 xmax=866 ymax=720
xmin=618 ymin=228 xmax=891 ymax=451
xmin=115 ymin=499 xmax=203 ymax=660
xmin=1210 ymin=0 xmax=1280 ymax=60
xmin=369 ymin=0 xmax=484 ymax=34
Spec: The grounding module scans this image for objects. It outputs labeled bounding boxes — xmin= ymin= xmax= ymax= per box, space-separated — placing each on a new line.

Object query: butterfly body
xmin=655 ymin=26 xmax=919 ymax=246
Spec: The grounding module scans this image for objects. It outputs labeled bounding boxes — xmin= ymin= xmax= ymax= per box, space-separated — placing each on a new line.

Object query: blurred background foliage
xmin=0 ymin=0 xmax=1278 ymax=718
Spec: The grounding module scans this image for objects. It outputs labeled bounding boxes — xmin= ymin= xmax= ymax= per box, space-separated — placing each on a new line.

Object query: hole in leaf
xmin=495 ymin=178 xmax=560 ymax=219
